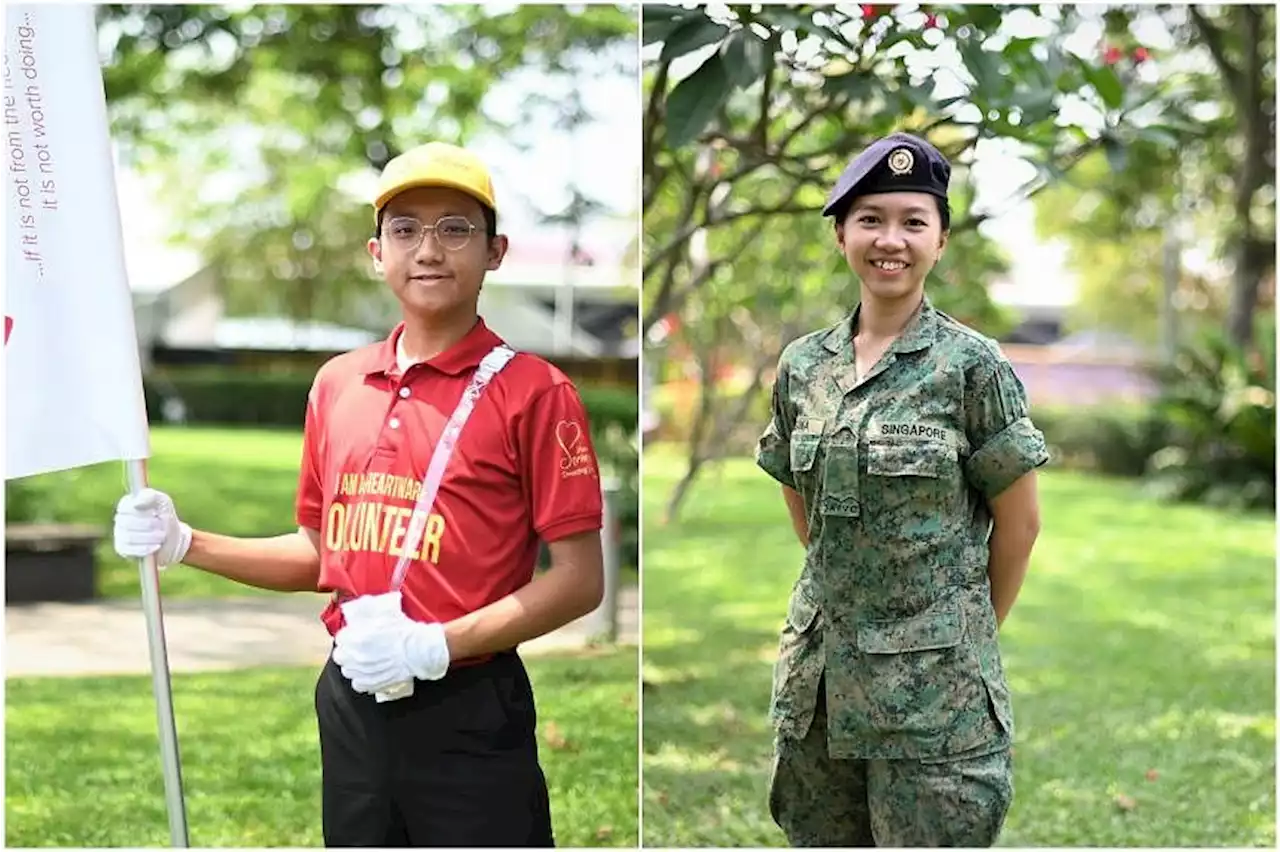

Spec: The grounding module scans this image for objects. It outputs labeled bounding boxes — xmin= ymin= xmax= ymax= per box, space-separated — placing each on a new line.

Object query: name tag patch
xmin=878 ymin=422 xmax=950 ymax=442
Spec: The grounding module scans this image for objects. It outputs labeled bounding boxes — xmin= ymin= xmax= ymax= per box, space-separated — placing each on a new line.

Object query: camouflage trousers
xmin=768 ymin=695 xmax=1013 ymax=847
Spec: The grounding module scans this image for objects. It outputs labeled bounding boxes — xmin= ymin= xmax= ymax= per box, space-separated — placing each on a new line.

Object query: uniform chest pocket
xmin=862 ymin=440 xmax=958 ymax=535
xmin=866 ymin=440 xmax=951 ymax=478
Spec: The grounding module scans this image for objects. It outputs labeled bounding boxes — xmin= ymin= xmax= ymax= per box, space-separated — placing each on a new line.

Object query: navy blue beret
xmin=822 ymin=132 xmax=952 ymax=218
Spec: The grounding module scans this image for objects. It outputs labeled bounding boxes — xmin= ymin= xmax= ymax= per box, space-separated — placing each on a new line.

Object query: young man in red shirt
xmin=113 ymin=142 xmax=607 ymax=847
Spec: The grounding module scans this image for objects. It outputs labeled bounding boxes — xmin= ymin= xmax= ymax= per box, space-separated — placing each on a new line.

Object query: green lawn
xmin=9 ymin=428 xmax=308 ymax=599
xmin=5 ymin=649 xmax=638 ymax=847
xmin=641 ymin=450 xmax=1276 ymax=847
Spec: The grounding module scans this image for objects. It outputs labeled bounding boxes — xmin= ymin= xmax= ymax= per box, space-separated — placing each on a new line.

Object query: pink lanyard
xmin=387 ymin=344 xmax=516 ymax=592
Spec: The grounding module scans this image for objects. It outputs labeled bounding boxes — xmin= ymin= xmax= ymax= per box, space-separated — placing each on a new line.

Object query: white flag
xmin=4 ymin=4 xmax=151 ymax=480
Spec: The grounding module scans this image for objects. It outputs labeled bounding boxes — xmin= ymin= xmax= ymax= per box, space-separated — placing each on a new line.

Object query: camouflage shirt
xmin=756 ymin=297 xmax=1049 ymax=760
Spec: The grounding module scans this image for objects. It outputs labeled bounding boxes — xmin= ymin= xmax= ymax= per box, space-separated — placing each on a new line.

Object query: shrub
xmin=1143 ymin=320 xmax=1275 ymax=511
xmin=1033 ymin=404 xmax=1171 ymax=478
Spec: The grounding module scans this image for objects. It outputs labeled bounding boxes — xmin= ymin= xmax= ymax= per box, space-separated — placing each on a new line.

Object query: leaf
xmin=877 ymin=27 xmax=921 ymax=52
xmin=1077 ymin=57 xmax=1124 ymax=110
xmin=823 ymin=69 xmax=874 ymax=100
xmin=957 ymin=37 xmax=1000 ymax=96
xmin=1138 ymin=124 xmax=1188 ymax=149
xmin=720 ymin=29 xmax=772 ymax=90
xmin=643 ymin=3 xmax=688 ymax=23
xmin=759 ymin=7 xmax=814 ymax=39
xmin=643 ymin=15 xmax=687 ymax=46
xmin=659 ymin=16 xmax=730 ymax=62
xmin=1103 ymin=134 xmax=1128 ymax=173
xmin=664 ymin=51 xmax=732 ymax=149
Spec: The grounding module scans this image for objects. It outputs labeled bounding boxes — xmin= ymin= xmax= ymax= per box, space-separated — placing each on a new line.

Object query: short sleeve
xmin=756 ymin=356 xmax=797 ymax=489
xmin=517 ymin=382 xmax=604 ymax=542
xmin=295 ymin=383 xmax=325 ymax=531
xmin=963 ymin=357 xmax=1050 ymax=499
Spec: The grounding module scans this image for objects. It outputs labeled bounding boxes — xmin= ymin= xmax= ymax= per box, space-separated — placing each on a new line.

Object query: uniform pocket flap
xmin=857 ymin=606 xmax=963 ymax=653
xmin=786 ymin=591 xmax=820 ymax=633
xmin=789 ymin=433 xmax=820 ymax=472
xmin=866 ymin=440 xmax=951 ymax=478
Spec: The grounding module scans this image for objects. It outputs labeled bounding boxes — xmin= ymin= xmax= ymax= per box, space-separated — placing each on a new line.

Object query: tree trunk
xmin=1224 ymin=5 xmax=1270 ymax=347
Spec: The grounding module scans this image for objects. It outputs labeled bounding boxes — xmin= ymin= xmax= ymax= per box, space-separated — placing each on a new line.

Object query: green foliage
xmin=98 ymin=4 xmax=638 ymax=327
xmin=1027 ymin=316 xmax=1276 ymax=512
xmin=1033 ymin=404 xmax=1171 ymax=479
xmin=1145 ymin=316 xmax=1276 ymax=510
xmin=1031 ymin=5 xmax=1275 ymax=345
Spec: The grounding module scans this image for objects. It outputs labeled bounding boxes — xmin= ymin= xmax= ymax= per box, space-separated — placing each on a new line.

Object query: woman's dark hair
xmin=375 ymin=204 xmax=498 ymax=241
xmin=832 ymin=196 xmax=951 ymax=231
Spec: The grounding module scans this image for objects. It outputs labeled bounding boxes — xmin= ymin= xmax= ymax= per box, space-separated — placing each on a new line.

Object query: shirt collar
xmin=359 ymin=317 xmax=505 ymax=377
xmin=822 ymin=294 xmax=938 ymax=356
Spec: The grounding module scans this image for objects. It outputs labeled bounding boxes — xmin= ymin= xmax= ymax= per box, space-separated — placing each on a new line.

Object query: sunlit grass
xmin=640 ymin=448 xmax=1275 ymax=847
xmin=6 ymin=649 xmax=638 ymax=847
xmin=8 ymin=427 xmax=307 ymax=599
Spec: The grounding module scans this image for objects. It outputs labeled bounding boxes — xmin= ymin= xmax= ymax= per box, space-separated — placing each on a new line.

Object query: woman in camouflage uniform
xmin=755 ymin=131 xmax=1049 ymax=847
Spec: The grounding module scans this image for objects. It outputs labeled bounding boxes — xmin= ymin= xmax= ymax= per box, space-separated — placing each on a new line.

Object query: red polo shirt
xmin=295 ymin=318 xmax=604 ymax=639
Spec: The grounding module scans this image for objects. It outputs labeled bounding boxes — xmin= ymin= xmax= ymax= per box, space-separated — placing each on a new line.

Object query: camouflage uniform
xmin=756 ymin=298 xmax=1049 ymax=847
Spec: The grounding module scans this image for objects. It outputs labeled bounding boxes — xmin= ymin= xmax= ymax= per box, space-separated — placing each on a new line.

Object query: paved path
xmin=5 ymin=586 xmax=637 ymax=678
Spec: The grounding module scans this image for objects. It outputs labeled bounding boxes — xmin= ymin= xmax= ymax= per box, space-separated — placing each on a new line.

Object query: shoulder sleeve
xmin=516 ymin=381 xmax=605 ymax=542
xmin=756 ymin=353 xmax=798 ymax=489
xmin=963 ymin=352 xmax=1050 ymax=499
xmin=295 ymin=377 xmax=326 ymax=531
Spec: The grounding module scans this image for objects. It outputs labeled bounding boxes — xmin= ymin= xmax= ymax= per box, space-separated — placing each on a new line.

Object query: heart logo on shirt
xmin=555 ymin=420 xmax=583 ymax=455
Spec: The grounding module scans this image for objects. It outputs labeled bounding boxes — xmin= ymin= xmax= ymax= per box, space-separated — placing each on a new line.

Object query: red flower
xmin=924 ymin=13 xmax=938 ymax=29
xmin=860 ymin=4 xmax=878 ymax=18
xmin=1133 ymin=46 xmax=1150 ymax=63
xmin=1103 ymin=45 xmax=1123 ymax=65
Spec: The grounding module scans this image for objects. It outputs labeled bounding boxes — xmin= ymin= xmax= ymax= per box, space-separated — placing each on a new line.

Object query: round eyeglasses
xmin=384 ymin=215 xmax=478 ymax=252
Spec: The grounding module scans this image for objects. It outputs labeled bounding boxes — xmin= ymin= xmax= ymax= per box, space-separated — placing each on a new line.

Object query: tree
xmin=1032 ymin=5 xmax=1274 ymax=350
xmin=1189 ymin=5 xmax=1276 ymax=347
xmin=643 ymin=3 xmax=1188 ymax=520
xmin=96 ymin=4 xmax=638 ymax=328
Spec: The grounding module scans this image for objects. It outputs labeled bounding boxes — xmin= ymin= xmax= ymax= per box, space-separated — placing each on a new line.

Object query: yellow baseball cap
xmin=372 ymin=142 xmax=498 ymax=217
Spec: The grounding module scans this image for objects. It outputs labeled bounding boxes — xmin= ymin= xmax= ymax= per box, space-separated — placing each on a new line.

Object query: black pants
xmin=315 ymin=650 xmax=554 ymax=847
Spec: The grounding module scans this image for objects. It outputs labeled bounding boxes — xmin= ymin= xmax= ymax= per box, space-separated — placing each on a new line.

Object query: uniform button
xmin=389 ymin=417 xmax=401 ymax=429
xmin=399 ymin=387 xmax=410 ymax=398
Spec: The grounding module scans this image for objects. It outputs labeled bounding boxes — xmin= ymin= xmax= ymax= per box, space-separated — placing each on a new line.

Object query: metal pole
xmin=596 ymin=478 xmax=621 ymax=643
xmin=124 ymin=459 xmax=190 ymax=847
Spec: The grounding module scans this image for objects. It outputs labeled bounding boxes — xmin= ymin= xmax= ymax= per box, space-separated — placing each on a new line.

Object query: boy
xmin=114 ymin=142 xmax=607 ymax=847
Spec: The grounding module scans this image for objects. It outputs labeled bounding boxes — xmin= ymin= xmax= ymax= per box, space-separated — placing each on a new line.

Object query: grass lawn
xmin=640 ymin=449 xmax=1276 ymax=848
xmin=8 ymin=426 xmax=636 ymax=600
xmin=9 ymin=428 xmax=309 ymax=599
xmin=5 ymin=649 xmax=638 ymax=847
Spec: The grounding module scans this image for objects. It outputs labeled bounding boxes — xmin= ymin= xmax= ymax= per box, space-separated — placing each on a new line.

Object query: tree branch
xmin=642 ymin=60 xmax=672 ymax=211
xmin=1189 ymin=6 xmax=1245 ymax=101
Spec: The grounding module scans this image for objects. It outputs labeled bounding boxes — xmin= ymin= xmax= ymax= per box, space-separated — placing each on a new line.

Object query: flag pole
xmin=125 ymin=458 xmax=190 ymax=847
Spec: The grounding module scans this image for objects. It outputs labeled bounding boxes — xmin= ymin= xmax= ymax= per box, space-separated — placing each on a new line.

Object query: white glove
xmin=333 ymin=591 xmax=450 ymax=695
xmin=113 ymin=488 xmax=192 ymax=568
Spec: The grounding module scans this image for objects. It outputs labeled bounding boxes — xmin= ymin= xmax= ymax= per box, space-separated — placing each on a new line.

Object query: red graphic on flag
xmin=4 ymin=316 xmax=11 ymax=345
